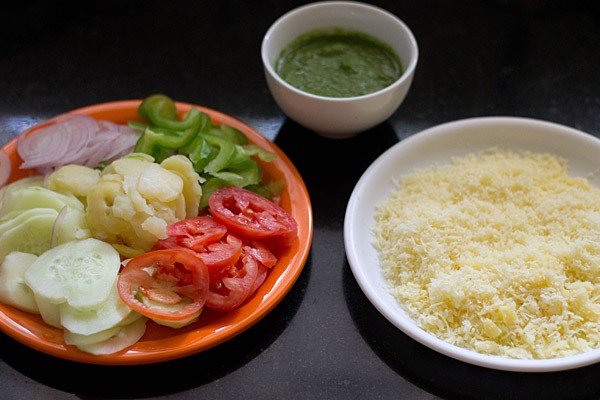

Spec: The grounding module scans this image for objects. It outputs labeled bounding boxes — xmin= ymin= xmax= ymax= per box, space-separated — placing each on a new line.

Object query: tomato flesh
xmin=198 ymin=234 xmax=243 ymax=274
xmin=117 ymin=249 xmax=209 ymax=322
xmin=155 ymin=233 xmax=243 ymax=275
xmin=243 ymin=240 xmax=277 ymax=268
xmin=208 ymin=186 xmax=298 ymax=246
xmin=166 ymin=215 xmax=227 ymax=251
xmin=144 ymin=187 xmax=297 ymax=315
xmin=205 ymin=250 xmax=258 ymax=312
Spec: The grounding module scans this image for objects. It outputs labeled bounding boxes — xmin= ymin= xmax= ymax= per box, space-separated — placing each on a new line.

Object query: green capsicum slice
xmin=139 ymin=94 xmax=201 ymax=131
xmin=200 ymin=133 xmax=237 ymax=175
xmin=133 ymin=109 xmax=207 ymax=162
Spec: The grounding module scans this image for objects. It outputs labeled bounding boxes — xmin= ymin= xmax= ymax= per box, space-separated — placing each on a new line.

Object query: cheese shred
xmin=373 ymin=149 xmax=600 ymax=359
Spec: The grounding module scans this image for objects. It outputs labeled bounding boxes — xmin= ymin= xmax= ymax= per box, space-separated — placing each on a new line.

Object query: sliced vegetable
xmin=160 ymin=155 xmax=203 ymax=218
xmin=59 ymin=283 xmax=136 ymax=336
xmin=0 ymin=186 xmax=84 ymax=215
xmin=0 ymin=207 xmax=57 ymax=237
xmin=117 ymin=249 xmax=209 ymax=324
xmin=165 ymin=216 xmax=227 ymax=251
xmin=130 ymin=94 xmax=280 ymax=209
xmin=205 ymin=249 xmax=259 ymax=312
xmin=155 ymin=232 xmax=243 ymax=275
xmin=0 ymin=175 xmax=45 ymax=208
xmin=0 ymin=251 xmax=39 ymax=313
xmin=17 ymin=114 xmax=141 ymax=174
xmin=73 ymin=316 xmax=147 ymax=355
xmin=64 ymin=325 xmax=122 ymax=347
xmin=208 ymin=186 xmax=298 ymax=247
xmin=84 ymin=153 xmax=200 ymax=255
xmin=45 ymin=164 xmax=101 ymax=201
xmin=24 ymin=238 xmax=121 ymax=310
xmin=50 ymin=206 xmax=91 ymax=248
xmin=34 ymin=291 xmax=62 ymax=328
xmin=243 ymin=240 xmax=278 ymax=268
xmin=0 ymin=210 xmax=57 ymax=263
xmin=138 ymin=94 xmax=199 ymax=132
xmin=64 ymin=311 xmax=143 ymax=347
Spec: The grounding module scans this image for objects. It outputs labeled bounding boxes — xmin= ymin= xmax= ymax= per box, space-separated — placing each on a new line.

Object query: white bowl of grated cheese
xmin=344 ymin=116 xmax=600 ymax=372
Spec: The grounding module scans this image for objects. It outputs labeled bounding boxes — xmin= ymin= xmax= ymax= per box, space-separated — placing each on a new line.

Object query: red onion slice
xmin=16 ymin=113 xmax=139 ymax=173
xmin=54 ymin=115 xmax=98 ymax=164
xmin=18 ymin=114 xmax=97 ymax=170
xmin=80 ymin=131 xmax=121 ymax=168
xmin=102 ymin=125 xmax=142 ymax=163
xmin=18 ymin=124 xmax=70 ymax=168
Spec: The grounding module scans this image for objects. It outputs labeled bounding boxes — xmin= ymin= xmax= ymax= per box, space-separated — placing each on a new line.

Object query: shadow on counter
xmin=343 ymin=261 xmax=600 ymax=400
xmin=0 ymin=252 xmax=312 ymax=398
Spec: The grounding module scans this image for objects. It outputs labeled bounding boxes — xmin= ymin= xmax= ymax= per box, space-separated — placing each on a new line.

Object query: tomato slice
xmin=155 ymin=233 xmax=243 ymax=276
xmin=250 ymin=264 xmax=268 ymax=295
xmin=205 ymin=250 xmax=258 ymax=312
xmin=153 ymin=236 xmax=190 ymax=252
xmin=166 ymin=215 xmax=227 ymax=251
xmin=243 ymin=240 xmax=278 ymax=268
xmin=199 ymin=234 xmax=243 ymax=275
xmin=117 ymin=249 xmax=209 ymax=322
xmin=208 ymin=186 xmax=298 ymax=247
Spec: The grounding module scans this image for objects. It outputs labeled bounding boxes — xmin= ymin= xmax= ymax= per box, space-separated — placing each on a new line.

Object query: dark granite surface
xmin=1 ymin=1 xmax=600 ymax=399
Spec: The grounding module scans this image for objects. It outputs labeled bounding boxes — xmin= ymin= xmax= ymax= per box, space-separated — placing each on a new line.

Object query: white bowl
xmin=261 ymin=1 xmax=418 ymax=139
xmin=344 ymin=116 xmax=600 ymax=372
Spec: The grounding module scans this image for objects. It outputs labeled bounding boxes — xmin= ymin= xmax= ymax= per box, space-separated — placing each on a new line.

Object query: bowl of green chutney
xmin=261 ymin=1 xmax=418 ymax=139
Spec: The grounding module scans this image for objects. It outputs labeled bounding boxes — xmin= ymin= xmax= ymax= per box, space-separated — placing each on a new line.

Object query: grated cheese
xmin=373 ymin=149 xmax=600 ymax=359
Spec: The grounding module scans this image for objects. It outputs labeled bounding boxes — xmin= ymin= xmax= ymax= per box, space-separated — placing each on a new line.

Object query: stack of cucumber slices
xmin=0 ymin=177 xmax=146 ymax=355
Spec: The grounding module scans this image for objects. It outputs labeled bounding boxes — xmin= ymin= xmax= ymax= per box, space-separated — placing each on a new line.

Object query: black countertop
xmin=1 ymin=1 xmax=600 ymax=399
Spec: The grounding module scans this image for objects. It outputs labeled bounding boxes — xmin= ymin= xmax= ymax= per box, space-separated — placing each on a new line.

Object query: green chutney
xmin=275 ymin=28 xmax=403 ymax=98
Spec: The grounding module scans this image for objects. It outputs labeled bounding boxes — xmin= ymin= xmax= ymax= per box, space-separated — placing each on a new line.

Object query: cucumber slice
xmin=34 ymin=292 xmax=62 ymax=328
xmin=50 ymin=206 xmax=90 ymax=247
xmin=0 ymin=208 xmax=58 ymax=237
xmin=141 ymin=295 xmax=202 ymax=329
xmin=0 ymin=186 xmax=84 ymax=215
xmin=64 ymin=312 xmax=143 ymax=347
xmin=0 ymin=251 xmax=39 ymax=313
xmin=75 ymin=316 xmax=147 ymax=355
xmin=0 ymin=212 xmax=57 ymax=262
xmin=152 ymin=313 xmax=200 ymax=329
xmin=60 ymin=283 xmax=134 ymax=336
xmin=24 ymin=238 xmax=121 ymax=310
xmin=64 ymin=325 xmax=121 ymax=347
xmin=0 ymin=176 xmax=45 ymax=209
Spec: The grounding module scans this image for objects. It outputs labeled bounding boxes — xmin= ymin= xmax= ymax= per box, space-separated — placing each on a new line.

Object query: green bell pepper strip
xmin=220 ymin=145 xmax=262 ymax=185
xmin=138 ymin=94 xmax=203 ymax=131
xmin=208 ymin=124 xmax=249 ymax=145
xmin=133 ymin=110 xmax=207 ymax=160
xmin=242 ymin=144 xmax=277 ymax=162
xmin=138 ymin=94 xmax=178 ymax=122
xmin=186 ymin=135 xmax=215 ymax=173
xmin=198 ymin=177 xmax=228 ymax=210
xmin=130 ymin=93 xmax=283 ymax=210
xmin=200 ymin=133 xmax=237 ymax=174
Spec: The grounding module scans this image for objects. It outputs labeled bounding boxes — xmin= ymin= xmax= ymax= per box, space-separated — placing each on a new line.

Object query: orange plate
xmin=0 ymin=100 xmax=313 ymax=365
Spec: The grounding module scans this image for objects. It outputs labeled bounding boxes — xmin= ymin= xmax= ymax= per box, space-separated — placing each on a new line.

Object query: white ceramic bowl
xmin=344 ymin=116 xmax=600 ymax=372
xmin=261 ymin=1 xmax=418 ymax=139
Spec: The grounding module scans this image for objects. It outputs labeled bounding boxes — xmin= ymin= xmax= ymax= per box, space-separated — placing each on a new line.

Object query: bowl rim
xmin=261 ymin=0 xmax=419 ymax=102
xmin=344 ymin=116 xmax=600 ymax=372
